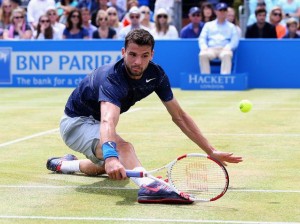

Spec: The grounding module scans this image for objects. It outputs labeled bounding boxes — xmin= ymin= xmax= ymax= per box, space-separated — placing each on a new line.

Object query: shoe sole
xmin=137 ymin=196 xmax=193 ymax=204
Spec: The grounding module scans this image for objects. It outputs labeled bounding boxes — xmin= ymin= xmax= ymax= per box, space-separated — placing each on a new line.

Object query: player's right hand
xmin=104 ymin=157 xmax=127 ymax=180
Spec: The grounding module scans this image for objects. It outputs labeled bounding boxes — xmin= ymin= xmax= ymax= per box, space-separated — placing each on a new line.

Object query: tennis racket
xmin=126 ymin=153 xmax=229 ymax=202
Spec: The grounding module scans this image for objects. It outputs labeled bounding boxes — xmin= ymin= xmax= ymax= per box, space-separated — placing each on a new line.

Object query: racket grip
xmin=125 ymin=170 xmax=144 ymax=178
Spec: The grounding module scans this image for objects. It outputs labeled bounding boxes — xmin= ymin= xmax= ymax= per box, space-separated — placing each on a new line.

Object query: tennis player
xmin=46 ymin=29 xmax=243 ymax=204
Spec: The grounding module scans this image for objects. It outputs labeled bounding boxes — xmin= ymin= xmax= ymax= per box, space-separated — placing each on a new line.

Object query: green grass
xmin=0 ymin=88 xmax=299 ymax=224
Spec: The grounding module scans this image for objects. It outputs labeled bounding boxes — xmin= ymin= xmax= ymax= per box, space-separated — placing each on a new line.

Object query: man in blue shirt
xmin=46 ymin=29 xmax=243 ymax=204
xmin=199 ymin=2 xmax=240 ymax=75
xmin=180 ymin=6 xmax=204 ymax=38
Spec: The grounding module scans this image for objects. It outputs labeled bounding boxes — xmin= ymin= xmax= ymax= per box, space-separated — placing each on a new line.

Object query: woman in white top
xmin=139 ymin=5 xmax=154 ymax=30
xmin=106 ymin=6 xmax=123 ymax=37
xmin=35 ymin=14 xmax=60 ymax=39
xmin=151 ymin=7 xmax=178 ymax=39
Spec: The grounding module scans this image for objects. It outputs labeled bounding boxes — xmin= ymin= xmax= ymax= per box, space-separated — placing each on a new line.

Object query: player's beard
xmin=125 ymin=63 xmax=144 ymax=80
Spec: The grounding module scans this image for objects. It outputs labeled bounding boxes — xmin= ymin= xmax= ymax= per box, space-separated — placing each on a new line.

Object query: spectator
xmin=34 ymin=14 xmax=60 ymax=39
xmin=63 ymin=8 xmax=89 ymax=39
xmin=10 ymin=0 xmax=21 ymax=9
xmin=81 ymin=7 xmax=96 ymax=38
xmin=26 ymin=0 xmax=55 ymax=30
xmin=247 ymin=0 xmax=269 ymax=26
xmin=283 ymin=17 xmax=300 ymax=38
xmin=154 ymin=0 xmax=174 ymax=24
xmin=269 ymin=6 xmax=286 ymax=38
xmin=92 ymin=9 xmax=116 ymax=38
xmin=200 ymin=2 xmax=216 ymax=23
xmin=3 ymin=7 xmax=32 ymax=39
xmin=91 ymin=0 xmax=109 ymax=27
xmin=0 ymin=0 xmax=13 ymax=36
xmin=198 ymin=3 xmax=239 ymax=75
xmin=76 ymin=0 xmax=98 ymax=14
xmin=47 ymin=6 xmax=65 ymax=39
xmin=121 ymin=0 xmax=139 ymax=27
xmin=180 ymin=6 xmax=204 ymax=38
xmin=277 ymin=0 xmax=300 ymax=23
xmin=118 ymin=6 xmax=148 ymax=39
xmin=107 ymin=0 xmax=126 ymax=21
xmin=248 ymin=0 xmax=273 ymax=19
xmin=140 ymin=5 xmax=154 ymax=30
xmin=56 ymin=0 xmax=78 ymax=24
xmin=245 ymin=8 xmax=277 ymax=38
xmin=106 ymin=6 xmax=123 ymax=36
xmin=151 ymin=7 xmax=178 ymax=39
xmin=226 ymin=7 xmax=242 ymax=37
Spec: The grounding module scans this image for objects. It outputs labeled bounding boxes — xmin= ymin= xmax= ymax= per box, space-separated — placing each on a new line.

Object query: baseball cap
xmin=189 ymin=6 xmax=200 ymax=15
xmin=215 ymin=2 xmax=228 ymax=11
xmin=129 ymin=6 xmax=140 ymax=15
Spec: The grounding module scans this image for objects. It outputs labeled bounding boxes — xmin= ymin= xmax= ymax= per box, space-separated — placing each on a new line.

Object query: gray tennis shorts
xmin=60 ymin=114 xmax=104 ymax=166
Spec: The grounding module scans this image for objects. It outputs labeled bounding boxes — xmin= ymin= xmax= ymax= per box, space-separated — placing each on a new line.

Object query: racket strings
xmin=169 ymin=157 xmax=228 ymax=200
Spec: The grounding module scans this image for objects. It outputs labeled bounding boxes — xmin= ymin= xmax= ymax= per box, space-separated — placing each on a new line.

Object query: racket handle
xmin=125 ymin=170 xmax=144 ymax=177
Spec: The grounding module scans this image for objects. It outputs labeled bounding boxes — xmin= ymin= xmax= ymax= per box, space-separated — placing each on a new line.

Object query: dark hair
xmin=67 ymin=9 xmax=83 ymax=30
xmin=36 ymin=15 xmax=53 ymax=39
xmin=255 ymin=8 xmax=267 ymax=16
xmin=200 ymin=2 xmax=216 ymax=22
xmin=125 ymin=29 xmax=155 ymax=50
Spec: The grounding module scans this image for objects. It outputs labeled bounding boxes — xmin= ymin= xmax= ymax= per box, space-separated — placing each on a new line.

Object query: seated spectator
xmin=198 ymin=3 xmax=239 ymax=75
xmin=90 ymin=0 xmax=109 ymax=27
xmin=106 ymin=6 xmax=123 ymax=36
xmin=140 ymin=5 xmax=155 ymax=30
xmin=92 ymin=9 xmax=116 ymax=38
xmin=26 ymin=0 xmax=55 ymax=30
xmin=47 ymin=6 xmax=65 ymax=39
xmin=151 ymin=7 xmax=178 ymax=39
xmin=247 ymin=0 xmax=270 ymax=26
xmin=10 ymin=0 xmax=21 ymax=10
xmin=277 ymin=0 xmax=300 ymax=23
xmin=200 ymin=2 xmax=216 ymax=23
xmin=0 ymin=0 xmax=13 ymax=35
xmin=249 ymin=0 xmax=273 ymax=19
xmin=154 ymin=0 xmax=174 ymax=23
xmin=63 ymin=9 xmax=89 ymax=39
xmin=121 ymin=0 xmax=139 ymax=27
xmin=3 ymin=7 xmax=32 ymax=39
xmin=245 ymin=8 xmax=277 ymax=38
xmin=118 ymin=6 xmax=149 ymax=39
xmin=269 ymin=6 xmax=286 ymax=38
xmin=34 ymin=14 xmax=60 ymax=39
xmin=180 ymin=6 xmax=204 ymax=38
xmin=283 ymin=17 xmax=300 ymax=38
xmin=227 ymin=7 xmax=242 ymax=37
xmin=81 ymin=7 xmax=96 ymax=38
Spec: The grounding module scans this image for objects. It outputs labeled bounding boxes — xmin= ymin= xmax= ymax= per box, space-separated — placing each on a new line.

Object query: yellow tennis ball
xmin=239 ymin=100 xmax=252 ymax=113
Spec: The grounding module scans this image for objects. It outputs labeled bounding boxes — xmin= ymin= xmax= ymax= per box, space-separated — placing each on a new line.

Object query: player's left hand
xmin=209 ymin=150 xmax=243 ymax=166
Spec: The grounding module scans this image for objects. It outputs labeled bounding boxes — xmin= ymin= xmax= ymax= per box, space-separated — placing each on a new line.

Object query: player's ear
xmin=121 ymin=47 xmax=126 ymax=57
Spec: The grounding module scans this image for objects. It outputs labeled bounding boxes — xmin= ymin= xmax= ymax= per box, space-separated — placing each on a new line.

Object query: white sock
xmin=130 ymin=167 xmax=155 ymax=187
xmin=60 ymin=160 xmax=80 ymax=173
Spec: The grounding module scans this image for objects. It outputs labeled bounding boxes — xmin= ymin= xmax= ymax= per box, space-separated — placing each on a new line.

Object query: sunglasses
xmin=108 ymin=12 xmax=117 ymax=16
xmin=71 ymin=15 xmax=80 ymax=18
xmin=272 ymin=12 xmax=282 ymax=16
xmin=99 ymin=17 xmax=108 ymax=21
xmin=130 ymin=15 xmax=140 ymax=19
xmin=157 ymin=14 xmax=168 ymax=19
xmin=141 ymin=11 xmax=150 ymax=14
xmin=48 ymin=12 xmax=57 ymax=16
xmin=40 ymin=19 xmax=50 ymax=23
xmin=192 ymin=13 xmax=200 ymax=17
xmin=14 ymin=16 xmax=24 ymax=19
xmin=3 ymin=5 xmax=11 ymax=8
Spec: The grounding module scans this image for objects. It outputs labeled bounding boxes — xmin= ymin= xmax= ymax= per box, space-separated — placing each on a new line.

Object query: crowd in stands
xmin=0 ymin=0 xmax=300 ymax=40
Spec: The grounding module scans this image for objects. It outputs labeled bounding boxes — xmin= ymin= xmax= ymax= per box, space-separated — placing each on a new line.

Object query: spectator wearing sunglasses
xmin=106 ymin=6 xmax=123 ymax=36
xmin=269 ymin=6 xmax=286 ymax=38
xmin=34 ymin=14 xmax=60 ymax=39
xmin=118 ymin=6 xmax=149 ymax=39
xmin=151 ymin=7 xmax=178 ymax=39
xmin=139 ymin=5 xmax=154 ymax=30
xmin=92 ymin=9 xmax=116 ymax=39
xmin=180 ymin=6 xmax=204 ymax=38
xmin=3 ymin=7 xmax=32 ymax=39
xmin=46 ymin=6 xmax=65 ymax=40
xmin=63 ymin=9 xmax=89 ymax=39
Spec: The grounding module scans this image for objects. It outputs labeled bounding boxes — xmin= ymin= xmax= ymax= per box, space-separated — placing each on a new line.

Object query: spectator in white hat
xmin=46 ymin=6 xmax=65 ymax=39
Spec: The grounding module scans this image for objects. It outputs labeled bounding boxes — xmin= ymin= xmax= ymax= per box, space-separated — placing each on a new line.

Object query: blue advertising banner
xmin=0 ymin=48 xmax=11 ymax=83
xmin=180 ymin=73 xmax=248 ymax=90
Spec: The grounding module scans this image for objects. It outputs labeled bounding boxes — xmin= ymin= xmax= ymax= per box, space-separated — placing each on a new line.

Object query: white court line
xmin=0 ymin=108 xmax=142 ymax=148
xmin=0 ymin=215 xmax=298 ymax=224
xmin=0 ymin=185 xmax=299 ymax=193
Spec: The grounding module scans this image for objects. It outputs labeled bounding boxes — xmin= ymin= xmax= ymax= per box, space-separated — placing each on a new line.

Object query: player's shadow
xmin=75 ymin=175 xmax=138 ymax=205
